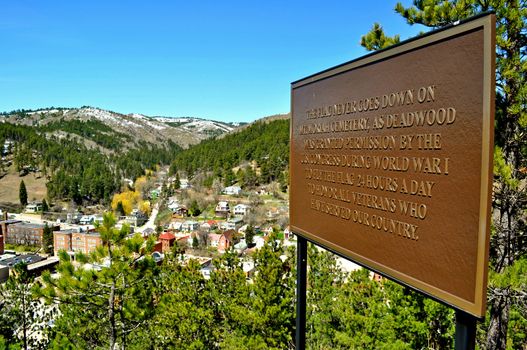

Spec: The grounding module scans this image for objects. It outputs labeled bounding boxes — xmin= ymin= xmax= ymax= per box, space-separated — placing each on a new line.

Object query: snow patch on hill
xmin=128 ymin=113 xmax=166 ymax=130
xmin=151 ymin=117 xmax=234 ymax=133
xmin=2 ymin=106 xmax=243 ymax=148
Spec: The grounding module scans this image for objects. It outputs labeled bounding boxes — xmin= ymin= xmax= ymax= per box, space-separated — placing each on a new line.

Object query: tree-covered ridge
xmin=0 ymin=106 xmax=71 ymax=117
xmin=0 ymin=122 xmax=182 ymax=204
xmin=172 ymin=118 xmax=289 ymax=181
xmin=112 ymin=140 xmax=182 ymax=181
xmin=40 ymin=118 xmax=132 ymax=151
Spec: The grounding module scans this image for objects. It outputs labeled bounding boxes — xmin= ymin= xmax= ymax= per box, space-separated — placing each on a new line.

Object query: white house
xmin=181 ymin=220 xmax=199 ymax=232
xmin=25 ymin=202 xmax=43 ymax=213
xmin=215 ymin=201 xmax=230 ymax=217
xmin=167 ymin=200 xmax=180 ymax=211
xmin=80 ymin=215 xmax=95 ymax=225
xmin=253 ymin=236 xmax=266 ymax=249
xmin=169 ymin=221 xmax=183 ymax=231
xmin=168 ymin=201 xmax=188 ymax=216
xmin=66 ymin=212 xmax=82 ymax=224
xmin=220 ymin=217 xmax=244 ymax=231
xmin=262 ymin=226 xmax=275 ymax=235
xmin=233 ymin=204 xmax=250 ymax=216
xmin=223 ymin=186 xmax=242 ymax=196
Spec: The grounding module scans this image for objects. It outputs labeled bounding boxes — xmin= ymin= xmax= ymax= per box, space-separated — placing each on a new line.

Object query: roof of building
xmin=0 ymin=220 xmax=22 ymax=225
xmin=222 ymin=230 xmax=236 ymax=241
xmin=228 ymin=217 xmax=244 ymax=223
xmin=159 ymin=232 xmax=176 ymax=240
xmin=27 ymin=257 xmax=59 ymax=271
xmin=71 ymin=231 xmax=101 ymax=237
xmin=12 ymin=222 xmax=47 ymax=229
xmin=56 ymin=228 xmax=80 ymax=233
xmin=0 ymin=253 xmax=45 ymax=267
xmin=208 ymin=233 xmax=221 ymax=241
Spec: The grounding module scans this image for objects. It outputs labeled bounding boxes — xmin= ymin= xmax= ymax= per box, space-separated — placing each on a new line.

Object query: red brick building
xmin=3 ymin=222 xmax=59 ymax=247
xmin=218 ymin=230 xmax=235 ymax=253
xmin=53 ymin=229 xmax=103 ymax=256
xmin=159 ymin=232 xmax=176 ymax=253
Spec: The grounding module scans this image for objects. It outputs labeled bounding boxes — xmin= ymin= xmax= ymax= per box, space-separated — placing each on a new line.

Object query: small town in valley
xmin=0 ymin=165 xmax=301 ymax=282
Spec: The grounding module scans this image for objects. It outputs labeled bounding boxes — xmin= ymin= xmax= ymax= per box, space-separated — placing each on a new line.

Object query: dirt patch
xmin=0 ymin=165 xmax=47 ymax=204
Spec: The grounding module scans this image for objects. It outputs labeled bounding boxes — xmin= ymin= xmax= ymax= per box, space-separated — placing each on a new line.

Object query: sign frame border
xmin=290 ymin=13 xmax=495 ymax=318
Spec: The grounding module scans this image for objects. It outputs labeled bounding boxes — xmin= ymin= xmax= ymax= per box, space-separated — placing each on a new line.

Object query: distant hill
xmin=0 ymin=106 xmax=275 ymax=204
xmin=0 ymin=107 xmax=245 ymax=151
xmin=217 ymin=113 xmax=289 ymax=138
xmin=171 ymin=115 xmax=290 ymax=186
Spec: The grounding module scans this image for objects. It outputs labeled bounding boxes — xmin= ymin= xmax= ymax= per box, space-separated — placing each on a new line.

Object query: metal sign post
xmin=295 ymin=236 xmax=307 ymax=350
xmin=455 ymin=310 xmax=477 ymax=350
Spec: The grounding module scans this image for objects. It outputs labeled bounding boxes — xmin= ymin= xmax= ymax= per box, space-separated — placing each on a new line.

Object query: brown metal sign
xmin=290 ymin=14 xmax=495 ymax=317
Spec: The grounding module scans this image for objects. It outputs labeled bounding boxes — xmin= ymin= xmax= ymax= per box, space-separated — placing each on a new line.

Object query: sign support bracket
xmin=295 ymin=235 xmax=307 ymax=350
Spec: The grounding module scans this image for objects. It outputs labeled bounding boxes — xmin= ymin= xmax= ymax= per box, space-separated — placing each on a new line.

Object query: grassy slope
xmin=0 ymin=165 xmax=47 ymax=204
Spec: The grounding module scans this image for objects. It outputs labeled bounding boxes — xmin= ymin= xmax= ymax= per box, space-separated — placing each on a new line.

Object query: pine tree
xmin=189 ymin=200 xmax=201 ymax=217
xmin=306 ymin=244 xmax=345 ymax=348
xmin=0 ymin=263 xmax=54 ymax=349
xmin=19 ymin=180 xmax=27 ymax=206
xmin=141 ymin=257 xmax=215 ymax=349
xmin=360 ymin=2 xmax=527 ymax=348
xmin=37 ymin=213 xmax=157 ymax=349
xmin=42 ymin=223 xmax=53 ymax=254
xmin=249 ymin=231 xmax=295 ymax=347
xmin=223 ymin=168 xmax=236 ymax=187
xmin=245 ymin=225 xmax=255 ymax=246
xmin=174 ymin=173 xmax=181 ymax=190
xmin=41 ymin=198 xmax=49 ymax=213
xmin=116 ymin=201 xmax=126 ymax=217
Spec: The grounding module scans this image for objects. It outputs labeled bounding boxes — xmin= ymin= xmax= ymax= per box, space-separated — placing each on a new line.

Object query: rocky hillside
xmin=0 ymin=107 xmax=242 ymax=150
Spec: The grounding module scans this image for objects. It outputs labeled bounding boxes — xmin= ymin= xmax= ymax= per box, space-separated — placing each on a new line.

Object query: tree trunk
xmin=486 ymin=290 xmax=511 ymax=350
xmin=22 ymin=285 xmax=27 ymax=350
xmin=109 ymin=282 xmax=116 ymax=350
xmin=120 ymin=274 xmax=126 ymax=350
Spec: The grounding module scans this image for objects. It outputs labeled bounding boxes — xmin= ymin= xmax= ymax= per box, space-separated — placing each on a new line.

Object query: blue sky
xmin=1 ymin=1 xmax=424 ymax=122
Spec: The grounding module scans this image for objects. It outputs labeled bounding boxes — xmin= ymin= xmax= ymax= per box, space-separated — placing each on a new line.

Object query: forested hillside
xmin=0 ymin=109 xmax=288 ymax=204
xmin=171 ymin=118 xmax=290 ymax=186
xmin=39 ymin=119 xmax=132 ymax=151
xmin=0 ymin=122 xmax=181 ymax=204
